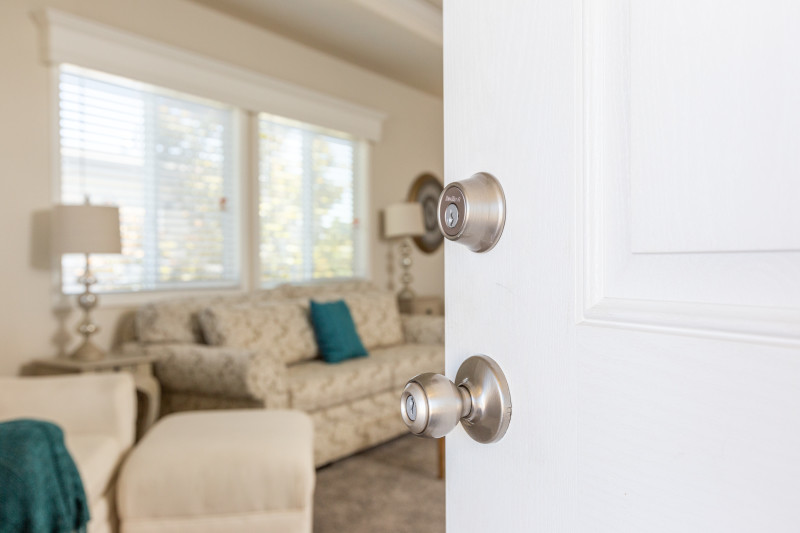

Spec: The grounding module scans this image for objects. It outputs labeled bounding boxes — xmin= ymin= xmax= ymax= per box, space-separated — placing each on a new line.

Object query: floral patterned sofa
xmin=123 ymin=281 xmax=443 ymax=466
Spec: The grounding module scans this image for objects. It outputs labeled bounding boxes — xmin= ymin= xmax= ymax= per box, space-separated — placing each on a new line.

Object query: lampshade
xmin=53 ymin=204 xmax=122 ymax=254
xmin=383 ymin=202 xmax=425 ymax=239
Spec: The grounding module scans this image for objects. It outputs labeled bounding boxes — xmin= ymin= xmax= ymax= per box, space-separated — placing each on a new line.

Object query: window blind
xmin=59 ymin=65 xmax=239 ymax=294
xmin=258 ymin=113 xmax=365 ymax=285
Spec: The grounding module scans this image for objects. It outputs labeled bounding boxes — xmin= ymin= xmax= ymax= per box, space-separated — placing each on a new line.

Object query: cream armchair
xmin=0 ymin=374 xmax=137 ymax=533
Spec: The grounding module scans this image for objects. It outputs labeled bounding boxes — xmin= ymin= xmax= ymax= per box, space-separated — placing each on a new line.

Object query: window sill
xmin=57 ymin=284 xmax=247 ymax=310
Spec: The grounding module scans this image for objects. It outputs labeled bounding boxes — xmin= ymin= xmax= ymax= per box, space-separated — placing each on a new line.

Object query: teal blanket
xmin=0 ymin=419 xmax=90 ymax=533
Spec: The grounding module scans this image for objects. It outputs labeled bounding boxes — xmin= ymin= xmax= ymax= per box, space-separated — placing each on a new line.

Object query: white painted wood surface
xmin=445 ymin=1 xmax=800 ymax=531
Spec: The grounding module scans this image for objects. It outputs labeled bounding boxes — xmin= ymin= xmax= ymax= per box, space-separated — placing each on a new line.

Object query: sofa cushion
xmin=306 ymin=291 xmax=404 ymax=350
xmin=65 ymin=434 xmax=125 ymax=505
xmin=199 ymin=301 xmax=318 ymax=364
xmin=344 ymin=292 xmax=404 ymax=350
xmin=135 ymin=292 xmax=275 ymax=344
xmin=310 ymin=300 xmax=368 ymax=363
xmin=369 ymin=344 xmax=445 ymax=390
xmin=287 ymin=356 xmax=392 ymax=411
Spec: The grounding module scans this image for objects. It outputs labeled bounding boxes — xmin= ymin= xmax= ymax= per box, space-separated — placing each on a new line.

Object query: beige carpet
xmin=314 ymin=436 xmax=445 ymax=533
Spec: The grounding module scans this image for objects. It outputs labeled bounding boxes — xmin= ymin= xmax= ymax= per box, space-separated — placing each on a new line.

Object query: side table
xmin=32 ymin=353 xmax=160 ymax=440
xmin=406 ymin=296 xmax=444 ymax=316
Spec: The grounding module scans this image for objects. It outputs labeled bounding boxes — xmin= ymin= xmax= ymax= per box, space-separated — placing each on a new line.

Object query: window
xmin=258 ymin=114 xmax=366 ymax=285
xmin=59 ymin=65 xmax=239 ymax=294
xmin=46 ymin=11 xmax=383 ymax=297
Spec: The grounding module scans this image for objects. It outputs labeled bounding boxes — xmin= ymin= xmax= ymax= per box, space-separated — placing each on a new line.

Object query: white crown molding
xmin=351 ymin=0 xmax=442 ymax=47
xmin=34 ymin=8 xmax=386 ymax=141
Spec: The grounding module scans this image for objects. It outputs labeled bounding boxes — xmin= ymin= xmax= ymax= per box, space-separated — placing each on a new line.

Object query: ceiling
xmin=188 ymin=0 xmax=443 ymax=96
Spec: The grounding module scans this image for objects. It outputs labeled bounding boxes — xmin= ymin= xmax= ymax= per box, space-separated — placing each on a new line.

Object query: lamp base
xmin=397 ymin=237 xmax=417 ymax=314
xmin=70 ymin=255 xmax=105 ymax=362
xmin=69 ymin=339 xmax=106 ymax=362
xmin=397 ymin=287 xmax=416 ymax=314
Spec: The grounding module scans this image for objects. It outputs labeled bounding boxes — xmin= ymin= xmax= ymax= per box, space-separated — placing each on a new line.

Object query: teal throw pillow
xmin=310 ymin=300 xmax=368 ymax=363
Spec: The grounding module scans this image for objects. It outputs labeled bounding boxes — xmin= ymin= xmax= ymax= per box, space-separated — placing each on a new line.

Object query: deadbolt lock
xmin=438 ymin=172 xmax=506 ymax=253
xmin=400 ymin=355 xmax=512 ymax=443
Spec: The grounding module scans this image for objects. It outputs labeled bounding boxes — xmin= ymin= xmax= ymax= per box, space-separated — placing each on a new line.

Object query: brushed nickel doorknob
xmin=400 ymin=355 xmax=512 ymax=443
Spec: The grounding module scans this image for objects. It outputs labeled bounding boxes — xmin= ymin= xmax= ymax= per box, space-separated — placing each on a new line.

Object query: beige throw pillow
xmin=199 ymin=300 xmax=318 ymax=364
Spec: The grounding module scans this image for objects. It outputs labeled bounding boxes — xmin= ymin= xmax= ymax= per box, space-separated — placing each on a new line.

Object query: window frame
xmin=255 ymin=113 xmax=370 ymax=288
xmin=51 ymin=66 xmax=253 ymax=307
xmin=41 ymin=9 xmax=382 ymax=307
xmin=51 ymin=71 xmax=370 ymax=307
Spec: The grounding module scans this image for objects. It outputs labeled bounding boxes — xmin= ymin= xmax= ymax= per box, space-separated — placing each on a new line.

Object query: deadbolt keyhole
xmin=406 ymin=395 xmax=416 ymax=421
xmin=445 ymin=203 xmax=459 ymax=228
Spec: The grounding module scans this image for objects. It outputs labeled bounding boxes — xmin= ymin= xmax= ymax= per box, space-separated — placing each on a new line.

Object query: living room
xmin=8 ymin=0 xmax=800 ymax=531
xmin=1 ymin=0 xmax=445 ymax=532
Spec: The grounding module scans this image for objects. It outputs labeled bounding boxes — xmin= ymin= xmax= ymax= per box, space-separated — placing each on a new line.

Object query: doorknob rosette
xmin=400 ymin=355 xmax=512 ymax=444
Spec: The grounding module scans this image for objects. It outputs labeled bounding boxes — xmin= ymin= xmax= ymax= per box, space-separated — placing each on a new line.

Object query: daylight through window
xmin=258 ymin=114 xmax=365 ymax=285
xmin=59 ymin=65 xmax=239 ymax=293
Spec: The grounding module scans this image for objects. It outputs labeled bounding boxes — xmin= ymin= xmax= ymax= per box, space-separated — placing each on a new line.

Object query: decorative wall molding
xmin=576 ymin=0 xmax=800 ymax=347
xmin=34 ymin=8 xmax=386 ymax=141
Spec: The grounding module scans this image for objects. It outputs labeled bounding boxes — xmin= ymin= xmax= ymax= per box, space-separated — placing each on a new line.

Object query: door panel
xmin=578 ymin=327 xmax=800 ymax=531
xmin=446 ymin=1 xmax=800 ymax=531
xmin=630 ymin=2 xmax=800 ymax=254
xmin=582 ymin=0 xmax=800 ymax=341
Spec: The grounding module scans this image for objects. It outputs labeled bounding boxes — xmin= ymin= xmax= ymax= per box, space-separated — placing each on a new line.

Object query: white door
xmin=444 ymin=1 xmax=800 ymax=531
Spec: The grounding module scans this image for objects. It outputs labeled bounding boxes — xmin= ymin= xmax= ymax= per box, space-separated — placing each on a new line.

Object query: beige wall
xmin=0 ymin=0 xmax=443 ymax=375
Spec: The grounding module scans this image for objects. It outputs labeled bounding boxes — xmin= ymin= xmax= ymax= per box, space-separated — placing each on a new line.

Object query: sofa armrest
xmin=143 ymin=344 xmax=289 ymax=408
xmin=401 ymin=315 xmax=444 ymax=345
xmin=0 ymin=374 xmax=136 ymax=448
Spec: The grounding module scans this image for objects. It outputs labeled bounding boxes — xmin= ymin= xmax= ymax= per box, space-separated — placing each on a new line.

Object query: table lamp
xmin=383 ymin=202 xmax=425 ymax=313
xmin=53 ymin=203 xmax=121 ymax=361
